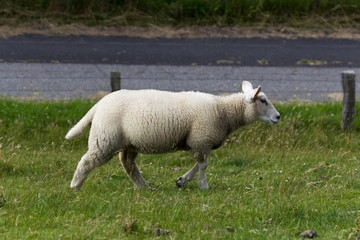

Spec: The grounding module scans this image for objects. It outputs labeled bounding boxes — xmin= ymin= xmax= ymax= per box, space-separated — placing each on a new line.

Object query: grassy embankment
xmin=1 ymin=99 xmax=360 ymax=239
xmin=0 ymin=0 xmax=360 ymax=27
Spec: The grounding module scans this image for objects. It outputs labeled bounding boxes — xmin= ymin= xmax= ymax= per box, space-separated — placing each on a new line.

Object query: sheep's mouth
xmin=270 ymin=119 xmax=279 ymax=124
xmin=260 ymin=116 xmax=280 ymax=125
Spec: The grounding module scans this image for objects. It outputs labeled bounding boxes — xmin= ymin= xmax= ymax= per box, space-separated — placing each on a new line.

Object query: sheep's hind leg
xmin=120 ymin=150 xmax=147 ymax=190
xmin=71 ymin=150 xmax=114 ymax=190
xmin=175 ymin=163 xmax=199 ymax=188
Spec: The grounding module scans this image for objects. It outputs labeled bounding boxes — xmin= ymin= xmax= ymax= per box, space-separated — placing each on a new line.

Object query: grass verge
xmin=1 ymin=98 xmax=360 ymax=239
xmin=1 ymin=0 xmax=360 ymax=28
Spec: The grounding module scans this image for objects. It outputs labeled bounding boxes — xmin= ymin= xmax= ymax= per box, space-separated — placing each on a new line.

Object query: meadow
xmin=1 ymin=98 xmax=360 ymax=239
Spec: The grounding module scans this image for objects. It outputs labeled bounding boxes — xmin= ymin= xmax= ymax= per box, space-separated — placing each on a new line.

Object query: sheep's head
xmin=242 ymin=81 xmax=280 ymax=125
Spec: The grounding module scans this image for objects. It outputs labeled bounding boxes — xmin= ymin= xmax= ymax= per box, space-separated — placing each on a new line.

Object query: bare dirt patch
xmin=1 ymin=22 xmax=360 ymax=39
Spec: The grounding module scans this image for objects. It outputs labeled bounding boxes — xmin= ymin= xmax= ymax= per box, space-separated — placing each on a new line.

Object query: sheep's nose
xmin=276 ymin=115 xmax=280 ymax=120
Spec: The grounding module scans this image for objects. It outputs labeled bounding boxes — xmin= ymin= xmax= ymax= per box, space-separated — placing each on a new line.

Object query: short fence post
xmin=341 ymin=70 xmax=356 ymax=130
xmin=111 ymin=71 xmax=121 ymax=92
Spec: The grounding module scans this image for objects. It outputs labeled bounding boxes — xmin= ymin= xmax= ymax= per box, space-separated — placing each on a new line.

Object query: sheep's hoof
xmin=198 ymin=180 xmax=209 ymax=190
xmin=175 ymin=177 xmax=186 ymax=188
xmin=198 ymin=183 xmax=209 ymax=190
xmin=70 ymin=182 xmax=83 ymax=190
xmin=70 ymin=176 xmax=85 ymax=190
xmin=135 ymin=182 xmax=148 ymax=190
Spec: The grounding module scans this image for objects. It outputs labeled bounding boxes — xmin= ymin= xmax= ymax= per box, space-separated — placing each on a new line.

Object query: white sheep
xmin=66 ymin=81 xmax=280 ymax=190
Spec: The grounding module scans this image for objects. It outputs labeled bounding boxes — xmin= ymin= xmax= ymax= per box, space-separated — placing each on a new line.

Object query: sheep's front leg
xmin=175 ymin=163 xmax=199 ymax=188
xmin=176 ymin=152 xmax=210 ymax=190
xmin=120 ymin=150 xmax=147 ymax=190
xmin=197 ymin=153 xmax=209 ymax=190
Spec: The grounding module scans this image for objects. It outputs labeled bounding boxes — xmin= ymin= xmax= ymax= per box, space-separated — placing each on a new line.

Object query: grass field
xmin=1 ymin=99 xmax=360 ymax=239
xmin=1 ymin=0 xmax=360 ymax=27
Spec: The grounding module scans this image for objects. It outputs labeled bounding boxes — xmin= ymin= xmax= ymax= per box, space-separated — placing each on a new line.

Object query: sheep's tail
xmin=65 ymin=104 xmax=97 ymax=140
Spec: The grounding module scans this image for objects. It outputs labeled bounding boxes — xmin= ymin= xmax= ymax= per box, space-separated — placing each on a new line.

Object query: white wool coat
xmin=67 ymin=89 xmax=258 ymax=155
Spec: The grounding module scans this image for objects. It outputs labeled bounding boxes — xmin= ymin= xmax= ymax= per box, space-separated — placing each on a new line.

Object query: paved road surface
xmin=1 ymin=35 xmax=359 ymax=101
xmin=1 ymin=35 xmax=360 ymax=67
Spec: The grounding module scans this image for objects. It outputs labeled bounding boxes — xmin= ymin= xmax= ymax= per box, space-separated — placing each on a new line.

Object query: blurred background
xmin=0 ymin=0 xmax=360 ymax=123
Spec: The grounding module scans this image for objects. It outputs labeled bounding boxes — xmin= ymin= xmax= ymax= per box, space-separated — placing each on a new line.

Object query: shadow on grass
xmin=222 ymin=157 xmax=251 ymax=169
xmin=0 ymin=162 xmax=26 ymax=177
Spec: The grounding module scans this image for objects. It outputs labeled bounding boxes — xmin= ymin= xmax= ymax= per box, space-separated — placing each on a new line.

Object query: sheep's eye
xmin=260 ymin=99 xmax=268 ymax=105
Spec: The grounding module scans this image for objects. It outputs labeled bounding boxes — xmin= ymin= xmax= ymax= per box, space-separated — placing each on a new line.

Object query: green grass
xmin=1 ymin=98 xmax=360 ymax=239
xmin=1 ymin=0 xmax=360 ymax=27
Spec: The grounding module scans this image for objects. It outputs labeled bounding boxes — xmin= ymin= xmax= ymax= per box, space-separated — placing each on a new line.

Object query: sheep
xmin=66 ymin=81 xmax=280 ymax=190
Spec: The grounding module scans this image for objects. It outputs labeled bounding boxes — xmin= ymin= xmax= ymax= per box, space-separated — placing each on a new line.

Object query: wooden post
xmin=341 ymin=70 xmax=356 ymax=130
xmin=111 ymin=71 xmax=121 ymax=92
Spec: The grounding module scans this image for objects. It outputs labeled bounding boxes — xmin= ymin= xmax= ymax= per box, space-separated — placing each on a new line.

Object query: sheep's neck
xmin=220 ymin=93 xmax=258 ymax=133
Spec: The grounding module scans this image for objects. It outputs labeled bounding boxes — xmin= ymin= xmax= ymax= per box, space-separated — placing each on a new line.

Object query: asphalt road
xmin=1 ymin=35 xmax=360 ymax=67
xmin=1 ymin=34 xmax=360 ymax=101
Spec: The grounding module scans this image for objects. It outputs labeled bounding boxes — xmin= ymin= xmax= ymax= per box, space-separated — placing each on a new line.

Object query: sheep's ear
xmin=245 ymin=86 xmax=262 ymax=103
xmin=242 ymin=81 xmax=253 ymax=93
xmin=254 ymin=86 xmax=261 ymax=98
